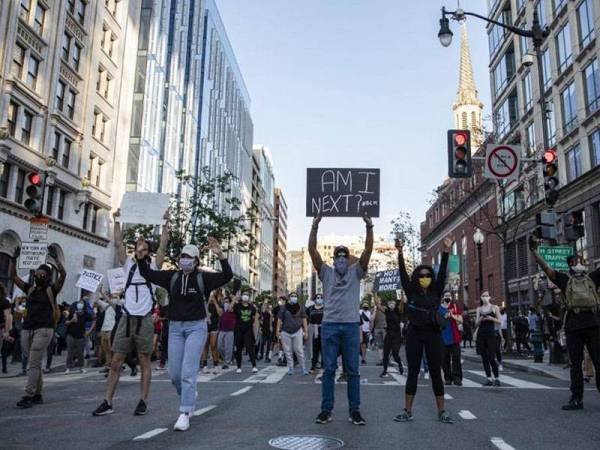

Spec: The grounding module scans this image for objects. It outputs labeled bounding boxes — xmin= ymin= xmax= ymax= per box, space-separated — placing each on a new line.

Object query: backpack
xmin=27 ymin=285 xmax=60 ymax=327
xmin=169 ymin=271 xmax=210 ymax=324
xmin=124 ymin=261 xmax=155 ymax=303
xmin=564 ymin=275 xmax=600 ymax=311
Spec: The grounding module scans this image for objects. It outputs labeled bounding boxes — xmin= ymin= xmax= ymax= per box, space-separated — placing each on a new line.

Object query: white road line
xmin=444 ymin=394 xmax=453 ymax=400
xmin=459 ymin=377 xmax=481 ymax=388
xmin=458 ymin=410 xmax=477 ymax=420
xmin=133 ymin=428 xmax=168 ymax=441
xmin=230 ymin=386 xmax=253 ymax=396
xmin=193 ymin=405 xmax=216 ymax=416
xmin=389 ymin=372 xmax=407 ymax=386
xmin=468 ymin=371 xmax=550 ymax=389
xmin=491 ymin=437 xmax=517 ymax=450
xmin=241 ymin=367 xmax=288 ymax=384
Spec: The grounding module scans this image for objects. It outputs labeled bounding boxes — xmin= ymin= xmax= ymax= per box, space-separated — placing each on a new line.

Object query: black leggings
xmin=478 ymin=332 xmax=499 ymax=378
xmin=383 ymin=330 xmax=403 ymax=373
xmin=405 ymin=325 xmax=444 ymax=396
xmin=235 ymin=327 xmax=256 ymax=368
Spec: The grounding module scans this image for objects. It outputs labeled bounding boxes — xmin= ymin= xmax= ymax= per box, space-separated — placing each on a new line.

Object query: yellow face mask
xmin=419 ymin=276 xmax=432 ymax=289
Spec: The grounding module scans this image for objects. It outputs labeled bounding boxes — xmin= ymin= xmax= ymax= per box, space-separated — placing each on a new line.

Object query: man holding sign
xmin=309 ymin=213 xmax=373 ymax=426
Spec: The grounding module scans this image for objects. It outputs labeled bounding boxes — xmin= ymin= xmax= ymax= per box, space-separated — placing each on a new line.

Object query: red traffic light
xmin=454 ymin=132 xmax=467 ymax=146
xmin=28 ymin=172 xmax=42 ymax=186
xmin=543 ymin=149 xmax=557 ymax=164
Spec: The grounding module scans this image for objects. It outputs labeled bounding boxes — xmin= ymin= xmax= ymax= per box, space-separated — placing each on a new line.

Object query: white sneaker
xmin=252 ymin=367 xmax=258 ymax=373
xmin=236 ymin=368 xmax=242 ymax=374
xmin=64 ymin=368 xmax=71 ymax=374
xmin=424 ymin=372 xmax=430 ymax=380
xmin=174 ymin=413 xmax=190 ymax=431
xmin=202 ymin=366 xmax=209 ymax=374
xmin=498 ymin=364 xmax=504 ymax=372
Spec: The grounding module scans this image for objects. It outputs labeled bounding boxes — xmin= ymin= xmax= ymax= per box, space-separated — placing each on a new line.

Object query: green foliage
xmin=390 ymin=211 xmax=421 ymax=265
xmin=256 ymin=290 xmax=273 ymax=304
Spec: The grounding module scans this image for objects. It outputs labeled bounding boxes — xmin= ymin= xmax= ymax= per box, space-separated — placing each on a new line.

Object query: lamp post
xmin=473 ymin=228 xmax=485 ymax=298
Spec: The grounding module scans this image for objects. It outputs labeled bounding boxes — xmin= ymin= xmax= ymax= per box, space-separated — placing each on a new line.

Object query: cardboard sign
xmin=76 ymin=269 xmax=104 ymax=292
xmin=373 ymin=270 xmax=401 ymax=292
xmin=538 ymin=245 xmax=574 ymax=272
xmin=18 ymin=242 xmax=48 ymax=270
xmin=306 ymin=168 xmax=380 ymax=217
xmin=117 ymin=192 xmax=170 ymax=225
xmin=107 ymin=268 xmax=126 ymax=293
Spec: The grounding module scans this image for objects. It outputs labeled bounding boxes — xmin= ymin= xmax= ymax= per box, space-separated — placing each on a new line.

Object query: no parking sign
xmin=484 ymin=145 xmax=521 ymax=183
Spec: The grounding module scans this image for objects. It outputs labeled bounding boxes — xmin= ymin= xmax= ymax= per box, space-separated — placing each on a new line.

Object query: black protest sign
xmin=306 ymin=168 xmax=380 ymax=217
xmin=373 ymin=270 xmax=401 ymax=293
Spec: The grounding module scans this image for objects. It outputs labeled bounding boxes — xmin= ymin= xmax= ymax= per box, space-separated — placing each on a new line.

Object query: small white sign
xmin=19 ymin=242 xmax=48 ymax=270
xmin=29 ymin=222 xmax=48 ymax=241
xmin=484 ymin=145 xmax=521 ymax=182
xmin=116 ymin=192 xmax=170 ymax=226
xmin=76 ymin=269 xmax=104 ymax=293
xmin=107 ymin=268 xmax=126 ymax=293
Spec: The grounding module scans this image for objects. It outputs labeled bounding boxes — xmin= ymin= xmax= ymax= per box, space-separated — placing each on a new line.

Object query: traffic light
xmin=447 ymin=129 xmax=472 ymax=178
xmin=534 ymin=211 xmax=557 ymax=241
xmin=542 ymin=149 xmax=559 ymax=206
xmin=24 ymin=171 xmax=44 ymax=215
xmin=564 ymin=211 xmax=585 ymax=242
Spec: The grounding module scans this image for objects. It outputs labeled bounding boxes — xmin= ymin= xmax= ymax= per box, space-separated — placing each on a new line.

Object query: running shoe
xmin=454 ymin=380 xmax=463 ymax=387
xmin=236 ymin=368 xmax=242 ymax=374
xmin=393 ymin=409 xmax=413 ymax=422
xmin=16 ymin=396 xmax=33 ymax=409
xmin=252 ymin=367 xmax=258 ymax=373
xmin=174 ymin=413 xmax=190 ymax=431
xmin=379 ymin=371 xmax=389 ymax=378
xmin=438 ymin=410 xmax=453 ymax=424
xmin=493 ymin=379 xmax=501 ymax=387
xmin=483 ymin=379 xmax=494 ymax=387
xmin=287 ymin=368 xmax=294 ymax=376
xmin=315 ymin=411 xmax=332 ymax=424
xmin=92 ymin=400 xmax=114 ymax=416
xmin=31 ymin=394 xmax=43 ymax=404
xmin=302 ymin=368 xmax=309 ymax=375
xmin=134 ymin=399 xmax=148 ymax=416
xmin=424 ymin=372 xmax=430 ymax=380
xmin=337 ymin=373 xmax=347 ymax=383
xmin=561 ymin=397 xmax=584 ymax=411
xmin=349 ymin=411 xmax=366 ymax=425
xmin=265 ymin=357 xmax=271 ymax=363
xmin=222 ymin=365 xmax=229 ymax=370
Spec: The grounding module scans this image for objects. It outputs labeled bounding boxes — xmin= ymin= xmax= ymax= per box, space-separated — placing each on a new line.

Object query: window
xmin=67 ymin=0 xmax=75 ymax=14
xmin=567 ymin=144 xmax=583 ymax=181
xmin=578 ymin=0 xmax=595 ymax=48
xmin=536 ymin=1 xmax=547 ymax=28
xmin=7 ymin=101 xmax=18 ymax=136
xmin=0 ymin=163 xmax=10 ymax=198
xmin=492 ymin=48 xmax=516 ymax=97
xmin=556 ymin=23 xmax=573 ymax=73
xmin=526 ymin=122 xmax=536 ymax=156
xmin=95 ymin=162 xmax=102 ymax=187
xmin=561 ymin=81 xmax=578 ymax=134
xmin=66 ymin=89 xmax=76 ymax=119
xmin=494 ymin=91 xmax=519 ymax=139
xmin=76 ymin=0 xmax=86 ymax=24
xmin=488 ymin=9 xmax=512 ymax=57
xmin=105 ymin=0 xmax=118 ymax=16
xmin=52 ymin=131 xmax=60 ymax=160
xmin=91 ymin=206 xmax=99 ymax=233
xmin=62 ymin=138 xmax=72 ymax=168
xmin=15 ymin=169 xmax=25 ymax=203
xmin=62 ymin=33 xmax=71 ymax=61
xmin=55 ymin=80 xmax=65 ymax=111
xmin=547 ymin=100 xmax=557 ymax=146
xmin=12 ymin=43 xmax=25 ymax=79
xmin=589 ymin=129 xmax=600 ymax=167
xmin=21 ymin=110 xmax=33 ymax=145
xmin=26 ymin=55 xmax=39 ymax=89
xmin=33 ymin=2 xmax=46 ymax=34
xmin=101 ymin=27 xmax=116 ymax=57
xmin=71 ymin=43 xmax=81 ymax=71
xmin=46 ymin=186 xmax=54 ymax=215
xmin=541 ymin=48 xmax=552 ymax=91
xmin=552 ymin=0 xmax=567 ymax=16
xmin=584 ymin=59 xmax=600 ymax=115
xmin=522 ymin=72 xmax=533 ymax=111
xmin=82 ymin=202 xmax=90 ymax=229
xmin=57 ymin=190 xmax=65 ymax=220
xmin=19 ymin=0 xmax=31 ymax=22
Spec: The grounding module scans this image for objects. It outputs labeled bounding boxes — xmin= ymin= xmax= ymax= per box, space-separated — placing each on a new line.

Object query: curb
xmin=462 ymin=354 xmax=566 ymax=380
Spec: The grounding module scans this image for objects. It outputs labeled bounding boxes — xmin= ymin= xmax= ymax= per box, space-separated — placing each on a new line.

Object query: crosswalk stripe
xmin=444 ymin=394 xmax=453 ymax=400
xmin=459 ymin=377 xmax=481 ymax=388
xmin=133 ymin=428 xmax=167 ymax=441
xmin=193 ymin=405 xmax=216 ymax=416
xmin=241 ymin=367 xmax=288 ymax=384
xmin=468 ymin=371 xmax=550 ymax=389
xmin=491 ymin=437 xmax=517 ymax=450
xmin=458 ymin=410 xmax=477 ymax=420
xmin=230 ymin=386 xmax=253 ymax=396
xmin=389 ymin=372 xmax=407 ymax=386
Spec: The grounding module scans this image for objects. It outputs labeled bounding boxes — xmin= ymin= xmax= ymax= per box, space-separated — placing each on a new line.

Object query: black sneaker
xmin=92 ymin=400 xmax=114 ymax=416
xmin=31 ymin=394 xmax=43 ymax=404
xmin=562 ymin=398 xmax=584 ymax=411
xmin=361 ymin=359 xmax=366 ymax=365
xmin=134 ymin=399 xmax=148 ymax=416
xmin=349 ymin=410 xmax=366 ymax=425
xmin=445 ymin=379 xmax=452 ymax=386
xmin=265 ymin=357 xmax=271 ymax=363
xmin=438 ymin=410 xmax=453 ymax=424
xmin=337 ymin=373 xmax=347 ymax=383
xmin=16 ymin=396 xmax=33 ymax=409
xmin=315 ymin=411 xmax=332 ymax=424
xmin=380 ymin=371 xmax=389 ymax=378
xmin=483 ymin=380 xmax=494 ymax=387
xmin=398 ymin=366 xmax=404 ymax=375
xmin=222 ymin=365 xmax=229 ymax=370
xmin=130 ymin=367 xmax=138 ymax=377
xmin=393 ymin=409 xmax=413 ymax=422
xmin=493 ymin=379 xmax=501 ymax=387
xmin=454 ymin=380 xmax=463 ymax=387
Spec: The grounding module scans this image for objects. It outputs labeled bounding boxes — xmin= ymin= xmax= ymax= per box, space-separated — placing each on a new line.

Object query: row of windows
xmin=19 ymin=0 xmax=46 ymax=35
xmin=566 ymin=128 xmax=600 ymax=182
xmin=12 ymin=42 xmax=40 ymax=90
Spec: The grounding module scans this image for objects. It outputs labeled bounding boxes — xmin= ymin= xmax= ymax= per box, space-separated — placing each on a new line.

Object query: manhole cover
xmin=268 ymin=435 xmax=344 ymax=450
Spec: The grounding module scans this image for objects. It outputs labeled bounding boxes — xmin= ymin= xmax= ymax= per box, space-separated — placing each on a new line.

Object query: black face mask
xmin=34 ymin=276 xmax=49 ymax=286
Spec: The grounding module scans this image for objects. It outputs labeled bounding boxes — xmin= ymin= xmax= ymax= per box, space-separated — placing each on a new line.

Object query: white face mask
xmin=289 ymin=297 xmax=298 ymax=304
xmin=223 ymin=303 xmax=230 ymax=312
xmin=241 ymin=294 xmax=250 ymax=303
xmin=572 ymin=263 xmax=587 ymax=274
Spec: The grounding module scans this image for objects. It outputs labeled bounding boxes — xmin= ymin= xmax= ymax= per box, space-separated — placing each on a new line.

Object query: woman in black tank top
xmin=476 ymin=291 xmax=502 ymax=386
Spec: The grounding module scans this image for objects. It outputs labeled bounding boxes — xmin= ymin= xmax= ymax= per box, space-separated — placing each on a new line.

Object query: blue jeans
xmin=321 ymin=322 xmax=360 ymax=414
xmin=168 ymin=320 xmax=208 ymax=413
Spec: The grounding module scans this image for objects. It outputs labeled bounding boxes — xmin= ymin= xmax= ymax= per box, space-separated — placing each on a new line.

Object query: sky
xmin=215 ymin=0 xmax=492 ymax=249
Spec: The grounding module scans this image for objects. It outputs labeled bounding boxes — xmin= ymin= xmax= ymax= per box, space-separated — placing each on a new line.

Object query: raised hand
xmin=528 ymin=235 xmax=539 ymax=252
xmin=442 ymin=236 xmax=453 ymax=253
xmin=312 ymin=215 xmax=322 ymax=229
xmin=394 ymin=237 xmax=404 ymax=250
xmin=362 ymin=212 xmax=373 ymax=227
xmin=206 ymin=236 xmax=224 ymax=258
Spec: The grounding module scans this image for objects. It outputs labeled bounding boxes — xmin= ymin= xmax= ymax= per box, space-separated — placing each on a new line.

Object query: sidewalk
xmin=461 ymin=346 xmax=571 ymax=382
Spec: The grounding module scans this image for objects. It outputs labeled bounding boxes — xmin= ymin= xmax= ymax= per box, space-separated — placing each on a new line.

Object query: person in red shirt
xmin=439 ymin=291 xmax=463 ymax=386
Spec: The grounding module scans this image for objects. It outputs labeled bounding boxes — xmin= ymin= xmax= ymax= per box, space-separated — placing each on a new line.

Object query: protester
xmin=359 ymin=302 xmax=372 ymax=365
xmin=528 ymin=307 xmax=544 ymax=363
xmin=375 ymin=295 xmax=404 ymax=378
xmin=97 ymin=290 xmax=122 ymax=373
xmin=92 ymin=208 xmax=169 ymax=417
xmin=439 ymin=291 xmax=463 ymax=386
xmin=500 ymin=308 xmax=508 ymax=352
xmin=202 ymin=290 xmax=223 ymax=373
xmin=157 ymin=302 xmax=169 ymax=371
xmin=258 ymin=301 xmax=273 ymax=362
xmin=530 ymin=237 xmax=600 ymax=410
xmin=65 ymin=298 xmax=93 ymax=374
xmin=393 ymin=235 xmax=453 ymax=424
xmin=276 ymin=293 xmax=308 ymax=375
xmin=1 ymin=283 xmax=13 ymax=374
xmin=462 ymin=314 xmax=473 ymax=349
xmin=233 ymin=289 xmax=258 ymax=373
xmin=309 ymin=213 xmax=372 ymax=426
xmin=370 ymin=295 xmax=387 ymax=365
xmin=132 ymin=237 xmax=232 ymax=430
xmin=272 ymin=297 xmax=286 ymax=365
xmin=308 ymin=295 xmax=324 ymax=371
xmin=10 ymin=248 xmax=65 ymax=408
xmin=513 ymin=311 xmax=531 ymax=354
xmin=476 ymin=291 xmax=502 ymax=387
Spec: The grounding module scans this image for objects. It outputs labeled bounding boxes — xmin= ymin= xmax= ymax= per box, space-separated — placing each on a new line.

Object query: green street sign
xmin=538 ymin=245 xmax=574 ymax=271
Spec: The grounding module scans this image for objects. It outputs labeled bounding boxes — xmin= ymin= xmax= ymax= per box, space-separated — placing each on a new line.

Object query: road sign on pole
xmin=29 ymin=216 xmax=49 ymax=241
xmin=538 ymin=245 xmax=574 ymax=271
xmin=484 ymin=145 xmax=521 ymax=183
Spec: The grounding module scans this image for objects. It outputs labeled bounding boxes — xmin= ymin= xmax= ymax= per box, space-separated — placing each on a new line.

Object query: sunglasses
xmin=418 ymin=274 xmax=432 ymax=279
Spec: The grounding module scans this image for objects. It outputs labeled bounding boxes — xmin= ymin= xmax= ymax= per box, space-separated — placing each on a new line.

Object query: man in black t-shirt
xmin=10 ymin=250 xmax=65 ymax=409
xmin=65 ymin=300 xmax=92 ymax=373
xmin=233 ymin=290 xmax=258 ymax=373
xmin=530 ymin=237 xmax=600 ymax=410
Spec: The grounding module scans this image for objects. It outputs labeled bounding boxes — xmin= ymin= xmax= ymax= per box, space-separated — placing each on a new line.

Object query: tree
xmin=390 ymin=211 xmax=421 ymax=266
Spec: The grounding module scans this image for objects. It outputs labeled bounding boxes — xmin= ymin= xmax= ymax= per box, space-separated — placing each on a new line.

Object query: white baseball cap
xmin=181 ymin=244 xmax=199 ymax=259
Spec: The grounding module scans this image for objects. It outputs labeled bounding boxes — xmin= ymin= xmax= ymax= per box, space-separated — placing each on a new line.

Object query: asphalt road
xmin=1 ymin=352 xmax=600 ymax=450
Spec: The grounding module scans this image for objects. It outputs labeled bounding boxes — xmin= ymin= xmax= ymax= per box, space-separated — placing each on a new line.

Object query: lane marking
xmin=193 ymin=405 xmax=216 ymax=416
xmin=444 ymin=394 xmax=453 ymax=400
xmin=459 ymin=377 xmax=482 ymax=388
xmin=133 ymin=428 xmax=167 ymax=441
xmin=389 ymin=372 xmax=407 ymax=386
xmin=458 ymin=410 xmax=477 ymax=420
xmin=242 ymin=367 xmax=288 ymax=384
xmin=468 ymin=371 xmax=550 ymax=389
xmin=230 ymin=386 xmax=253 ymax=396
xmin=491 ymin=437 xmax=517 ymax=450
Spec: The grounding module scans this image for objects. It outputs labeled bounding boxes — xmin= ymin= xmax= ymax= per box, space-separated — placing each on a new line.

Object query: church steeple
xmin=453 ymin=22 xmax=484 ymax=148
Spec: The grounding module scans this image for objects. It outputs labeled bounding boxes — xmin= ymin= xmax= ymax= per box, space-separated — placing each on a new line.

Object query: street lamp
xmin=473 ymin=228 xmax=485 ymax=297
xmin=438 ymin=11 xmax=453 ymax=47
